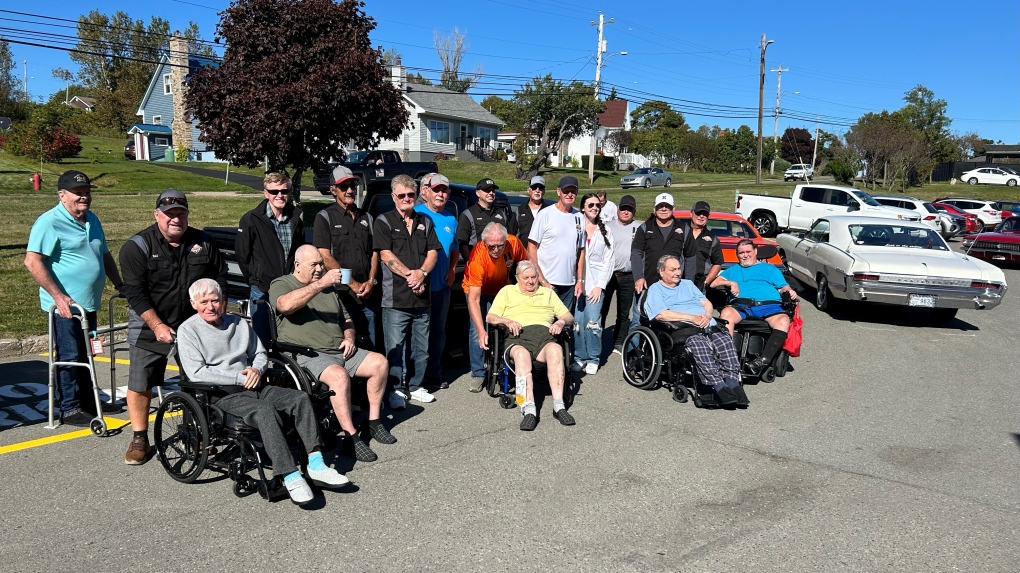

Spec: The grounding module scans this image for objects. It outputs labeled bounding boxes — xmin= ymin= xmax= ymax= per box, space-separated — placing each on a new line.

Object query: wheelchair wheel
xmin=774 ymin=351 xmax=789 ymax=378
xmin=760 ymin=366 xmax=776 ymax=384
xmin=154 ymin=392 xmax=210 ymax=484
xmin=485 ymin=327 xmax=503 ymax=398
xmin=621 ymin=326 xmax=661 ymax=390
xmin=498 ymin=394 xmax=515 ymax=409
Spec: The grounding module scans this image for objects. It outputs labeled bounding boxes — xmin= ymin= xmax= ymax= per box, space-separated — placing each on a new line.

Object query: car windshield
xmin=849 ymin=224 xmax=949 ymax=251
xmin=850 ymin=190 xmax=882 ymax=207
xmin=1000 ymin=166 xmax=1018 ymax=175
xmin=633 ymin=168 xmax=651 ymax=175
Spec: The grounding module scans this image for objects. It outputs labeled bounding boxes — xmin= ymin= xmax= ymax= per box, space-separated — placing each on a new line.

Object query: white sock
xmin=521 ymin=401 xmax=536 ymax=416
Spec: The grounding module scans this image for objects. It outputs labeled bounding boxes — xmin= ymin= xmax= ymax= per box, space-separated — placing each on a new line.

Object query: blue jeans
xmin=426 ymin=287 xmax=451 ymax=379
xmin=574 ymin=291 xmax=604 ymax=366
xmin=249 ymin=285 xmax=271 ymax=350
xmin=468 ymin=296 xmax=494 ymax=378
xmin=53 ymin=311 xmax=97 ymax=414
xmin=552 ymin=284 xmax=576 ymax=313
xmin=382 ymin=307 xmax=430 ymax=393
xmin=340 ymin=291 xmax=378 ymax=350
xmin=625 ymin=292 xmax=644 ymax=352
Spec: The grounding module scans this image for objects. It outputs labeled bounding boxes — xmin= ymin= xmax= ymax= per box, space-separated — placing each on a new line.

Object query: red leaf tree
xmin=188 ymin=0 xmax=408 ymax=198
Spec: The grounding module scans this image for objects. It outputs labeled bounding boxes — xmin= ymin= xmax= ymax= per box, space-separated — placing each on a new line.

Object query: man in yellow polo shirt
xmin=486 ymin=260 xmax=575 ymax=431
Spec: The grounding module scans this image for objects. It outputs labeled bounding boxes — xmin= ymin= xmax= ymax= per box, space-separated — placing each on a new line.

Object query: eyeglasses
xmin=158 ymin=196 xmax=189 ymax=208
xmin=265 ymin=188 xmax=290 ymax=196
xmin=336 ymin=182 xmax=357 ymax=192
xmin=484 ymin=242 xmax=506 ymax=251
xmin=561 ymin=189 xmax=578 ymax=195
xmin=395 ymin=192 xmax=416 ymax=200
xmin=529 ymin=185 xmax=546 ymax=191
xmin=584 ymin=203 xmax=600 ymax=209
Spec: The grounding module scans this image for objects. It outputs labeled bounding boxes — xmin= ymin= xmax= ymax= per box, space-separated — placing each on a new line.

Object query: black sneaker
xmin=62 ymin=410 xmax=93 ymax=427
xmin=714 ymin=387 xmax=739 ymax=406
xmin=552 ymin=409 xmax=576 ymax=426
xmin=367 ymin=421 xmax=397 ymax=445
xmin=732 ymin=385 xmax=750 ymax=407
xmin=520 ymin=413 xmax=538 ymax=431
xmin=745 ymin=357 xmax=769 ymax=376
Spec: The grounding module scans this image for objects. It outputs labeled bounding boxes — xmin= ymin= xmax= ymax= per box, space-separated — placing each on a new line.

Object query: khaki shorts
xmin=505 ymin=324 xmax=559 ymax=362
xmin=295 ymin=348 xmax=371 ymax=380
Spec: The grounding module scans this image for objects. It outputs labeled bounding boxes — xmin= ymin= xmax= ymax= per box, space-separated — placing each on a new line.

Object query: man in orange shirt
xmin=463 ymin=222 xmax=529 ymax=391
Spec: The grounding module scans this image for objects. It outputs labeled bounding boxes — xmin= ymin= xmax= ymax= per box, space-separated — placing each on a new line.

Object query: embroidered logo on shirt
xmin=494 ymin=214 xmax=504 ymax=220
xmin=190 ymin=244 xmax=203 ymax=254
xmin=360 ymin=220 xmax=369 ymax=227
xmin=444 ymin=226 xmax=452 ymax=234
xmin=702 ymin=235 xmax=712 ymax=241
xmin=674 ymin=229 xmax=683 ymax=235
xmin=416 ymin=223 xmax=425 ymax=230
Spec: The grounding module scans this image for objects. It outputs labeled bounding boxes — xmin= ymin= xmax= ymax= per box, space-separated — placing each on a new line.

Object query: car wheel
xmin=643 ymin=178 xmax=651 ymax=188
xmin=976 ymin=220 xmax=986 ymax=233
xmin=968 ymin=178 xmax=978 ymax=185
xmin=815 ymin=274 xmax=834 ymax=312
xmin=749 ymin=212 xmax=778 ymax=238
xmin=664 ymin=178 xmax=672 ymax=188
xmin=1008 ymin=179 xmax=1018 ymax=187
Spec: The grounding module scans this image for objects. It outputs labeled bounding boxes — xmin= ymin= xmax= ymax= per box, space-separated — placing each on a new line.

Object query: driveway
xmin=155 ymin=163 xmax=265 ymax=190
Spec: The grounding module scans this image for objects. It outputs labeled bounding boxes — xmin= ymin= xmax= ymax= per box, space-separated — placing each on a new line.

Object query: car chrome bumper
xmin=619 ymin=182 xmax=642 ymax=188
xmin=966 ymin=248 xmax=1020 ymax=263
xmin=841 ymin=278 xmax=1007 ymax=310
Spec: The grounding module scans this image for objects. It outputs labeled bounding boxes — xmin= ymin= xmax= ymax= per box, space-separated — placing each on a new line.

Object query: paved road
xmin=1 ymin=255 xmax=1016 ymax=572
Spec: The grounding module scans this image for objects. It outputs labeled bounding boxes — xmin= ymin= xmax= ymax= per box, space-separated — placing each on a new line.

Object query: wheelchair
xmin=726 ymin=294 xmax=796 ymax=383
xmin=482 ymin=323 xmax=578 ymax=410
xmin=619 ymin=290 xmax=739 ymax=408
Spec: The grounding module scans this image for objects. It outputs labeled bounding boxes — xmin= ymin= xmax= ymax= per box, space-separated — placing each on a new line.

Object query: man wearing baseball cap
xmin=630 ymin=192 xmax=697 ymax=320
xmin=528 ymin=175 xmax=585 ymax=311
xmin=25 ymin=170 xmax=125 ymax=426
xmin=119 ymin=189 xmax=227 ymax=465
xmin=600 ymin=194 xmax=642 ymax=354
xmin=511 ymin=175 xmax=550 ymax=245
xmin=456 ymin=177 xmax=511 ymax=261
xmin=312 ymin=164 xmax=380 ymax=348
xmin=687 ymin=200 xmax=725 ymax=293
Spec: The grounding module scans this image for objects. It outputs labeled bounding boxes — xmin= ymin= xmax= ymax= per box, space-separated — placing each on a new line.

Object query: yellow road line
xmin=0 ymin=411 xmax=163 ymax=456
xmin=37 ymin=353 xmax=179 ymax=371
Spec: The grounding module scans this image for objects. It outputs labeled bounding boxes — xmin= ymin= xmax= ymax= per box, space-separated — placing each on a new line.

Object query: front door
xmin=459 ymin=125 xmax=468 ymax=150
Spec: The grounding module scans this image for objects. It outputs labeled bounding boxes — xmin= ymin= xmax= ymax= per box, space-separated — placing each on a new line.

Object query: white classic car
xmin=777 ymin=216 xmax=1007 ymax=321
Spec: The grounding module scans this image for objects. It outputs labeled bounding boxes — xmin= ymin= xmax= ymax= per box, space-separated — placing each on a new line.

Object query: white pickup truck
xmin=735 ymin=184 xmax=921 ymax=237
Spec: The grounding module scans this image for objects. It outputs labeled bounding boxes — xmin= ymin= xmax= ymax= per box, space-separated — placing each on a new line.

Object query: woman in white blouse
xmin=573 ymin=193 xmax=615 ymax=375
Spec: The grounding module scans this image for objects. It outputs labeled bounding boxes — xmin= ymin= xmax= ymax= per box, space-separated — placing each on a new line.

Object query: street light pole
xmin=755 ymin=35 xmax=773 ymax=185
xmin=589 ymin=13 xmax=614 ymax=186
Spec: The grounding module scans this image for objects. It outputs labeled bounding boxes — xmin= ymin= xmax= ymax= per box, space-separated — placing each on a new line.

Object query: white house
xmin=563 ymin=99 xmax=630 ymax=167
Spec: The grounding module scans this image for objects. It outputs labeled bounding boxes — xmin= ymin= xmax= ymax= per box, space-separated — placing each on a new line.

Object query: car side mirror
xmin=847 ymin=201 xmax=860 ymax=212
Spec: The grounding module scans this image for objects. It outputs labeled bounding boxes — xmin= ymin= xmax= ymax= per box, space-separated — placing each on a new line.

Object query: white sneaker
xmin=584 ymin=363 xmax=599 ymax=375
xmin=284 ymin=475 xmax=313 ymax=505
xmin=611 ymin=348 xmax=622 ymax=356
xmin=570 ymin=362 xmax=583 ymax=372
xmin=409 ymin=388 xmax=436 ymax=403
xmin=307 ymin=465 xmax=350 ymax=488
xmin=389 ymin=391 xmax=407 ymax=410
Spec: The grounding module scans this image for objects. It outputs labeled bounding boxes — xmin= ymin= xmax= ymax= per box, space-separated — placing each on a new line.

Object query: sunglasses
xmin=395 ymin=192 xmax=417 ymax=200
xmin=265 ymin=188 xmax=290 ymax=196
xmin=693 ymin=211 xmax=709 ymax=217
xmin=158 ymin=196 xmax=188 ymax=208
xmin=336 ymin=182 xmax=358 ymax=192
xmin=530 ymin=185 xmax=546 ymax=191
xmin=584 ymin=203 xmax=600 ymax=209
xmin=655 ymin=204 xmax=673 ymax=210
xmin=430 ymin=186 xmax=450 ymax=194
xmin=561 ymin=189 xmax=578 ymax=195
xmin=478 ymin=188 xmax=496 ymax=194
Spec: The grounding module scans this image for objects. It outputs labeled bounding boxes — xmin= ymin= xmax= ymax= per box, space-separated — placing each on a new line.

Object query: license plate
xmin=908 ymin=294 xmax=937 ymax=308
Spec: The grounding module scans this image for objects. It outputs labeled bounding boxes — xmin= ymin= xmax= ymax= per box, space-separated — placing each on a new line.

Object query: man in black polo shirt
xmin=689 ymin=200 xmax=724 ymax=292
xmin=511 ymin=175 xmax=549 ymax=244
xmin=374 ymin=175 xmax=442 ymax=407
xmin=631 ymin=192 xmax=697 ymax=304
xmin=235 ymin=172 xmax=305 ymax=348
xmin=119 ymin=189 xmax=227 ymax=465
xmin=457 ymin=177 xmax=510 ymax=261
xmin=313 ymin=165 xmax=379 ymax=348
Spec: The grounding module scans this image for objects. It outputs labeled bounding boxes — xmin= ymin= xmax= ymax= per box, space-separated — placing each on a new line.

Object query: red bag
xmin=782 ymin=305 xmax=803 ymax=357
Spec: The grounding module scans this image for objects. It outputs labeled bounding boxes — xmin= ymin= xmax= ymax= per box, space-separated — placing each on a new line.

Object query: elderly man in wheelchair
xmin=173 ymin=278 xmax=348 ymax=505
xmin=485 ymin=261 xmax=576 ymax=431
xmin=640 ymin=255 xmax=749 ymax=408
xmin=710 ymin=239 xmax=798 ymax=382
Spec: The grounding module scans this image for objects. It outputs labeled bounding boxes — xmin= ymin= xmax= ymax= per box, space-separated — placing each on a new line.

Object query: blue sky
xmin=6 ymin=0 xmax=1019 ymax=144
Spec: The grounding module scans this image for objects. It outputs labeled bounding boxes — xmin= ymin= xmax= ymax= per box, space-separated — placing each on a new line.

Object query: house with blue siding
xmin=130 ymin=32 xmax=219 ymax=161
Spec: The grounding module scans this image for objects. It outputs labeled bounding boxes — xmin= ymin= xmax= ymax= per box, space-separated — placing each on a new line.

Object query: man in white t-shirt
xmin=527 ymin=175 xmax=585 ymax=311
xmin=596 ymin=190 xmax=618 ymax=222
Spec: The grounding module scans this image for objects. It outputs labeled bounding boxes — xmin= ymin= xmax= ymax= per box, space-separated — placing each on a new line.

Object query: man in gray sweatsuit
xmin=175 ymin=278 xmax=347 ymax=505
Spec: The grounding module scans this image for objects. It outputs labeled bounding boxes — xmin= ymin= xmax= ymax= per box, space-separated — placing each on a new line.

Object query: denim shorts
xmin=736 ymin=303 xmax=785 ymax=320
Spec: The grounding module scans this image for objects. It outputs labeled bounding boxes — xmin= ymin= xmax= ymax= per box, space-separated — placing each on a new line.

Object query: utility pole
xmin=23 ymin=59 xmax=28 ymax=101
xmin=588 ymin=13 xmax=613 ymax=186
xmin=755 ymin=35 xmax=773 ymax=185
xmin=769 ymin=65 xmax=787 ymax=175
xmin=811 ymin=114 xmax=820 ymax=173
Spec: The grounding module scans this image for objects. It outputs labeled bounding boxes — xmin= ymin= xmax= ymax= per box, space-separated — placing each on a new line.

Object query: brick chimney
xmin=391 ymin=57 xmax=406 ymax=91
xmin=169 ymin=31 xmax=192 ymax=151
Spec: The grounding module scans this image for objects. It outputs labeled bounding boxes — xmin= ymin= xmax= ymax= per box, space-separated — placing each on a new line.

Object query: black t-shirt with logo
xmin=457 ymin=203 xmax=509 ymax=248
xmin=373 ymin=210 xmax=442 ymax=309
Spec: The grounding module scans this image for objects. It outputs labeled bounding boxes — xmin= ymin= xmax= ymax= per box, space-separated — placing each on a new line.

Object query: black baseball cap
xmin=58 ymin=170 xmax=97 ymax=191
xmin=476 ymin=178 xmax=498 ymax=191
xmin=558 ymin=175 xmax=579 ymax=190
xmin=619 ymin=195 xmax=637 ymax=211
xmin=692 ymin=200 xmax=711 ymax=214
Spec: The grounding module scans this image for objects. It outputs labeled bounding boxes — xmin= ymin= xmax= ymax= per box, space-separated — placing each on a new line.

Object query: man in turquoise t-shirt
xmin=25 ymin=170 xmax=124 ymax=425
xmin=712 ymin=239 xmax=799 ymax=375
xmin=413 ymin=174 xmax=459 ymax=389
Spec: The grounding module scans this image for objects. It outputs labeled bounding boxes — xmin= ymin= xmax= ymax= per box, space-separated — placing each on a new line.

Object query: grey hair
xmin=189 ymin=278 xmax=223 ymax=301
xmin=656 ymin=254 xmax=680 ymax=272
xmin=481 ymin=222 xmax=508 ymax=242
xmin=516 ymin=260 xmax=538 ymax=278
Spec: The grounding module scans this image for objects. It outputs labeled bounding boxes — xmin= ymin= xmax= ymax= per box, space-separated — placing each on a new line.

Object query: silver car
xmin=619 ymin=167 xmax=672 ymax=189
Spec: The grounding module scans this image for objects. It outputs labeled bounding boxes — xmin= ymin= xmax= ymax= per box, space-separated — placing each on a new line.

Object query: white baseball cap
xmin=654 ymin=192 xmax=674 ymax=207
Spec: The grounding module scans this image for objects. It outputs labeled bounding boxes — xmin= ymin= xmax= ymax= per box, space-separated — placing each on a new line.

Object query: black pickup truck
xmin=312 ymin=150 xmax=438 ymax=196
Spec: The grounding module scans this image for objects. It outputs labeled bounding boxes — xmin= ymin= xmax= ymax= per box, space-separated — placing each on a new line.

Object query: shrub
xmin=2 ymin=123 xmax=81 ymax=162
xmin=823 ymin=159 xmax=855 ymax=185
xmin=774 ymin=157 xmax=792 ymax=173
xmin=175 ymin=145 xmax=190 ymax=163
xmin=493 ymin=149 xmax=507 ymax=162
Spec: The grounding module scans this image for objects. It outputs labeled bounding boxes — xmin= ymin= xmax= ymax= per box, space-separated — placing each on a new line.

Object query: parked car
xmin=312 ymin=150 xmax=438 ymax=196
xmin=960 ymin=216 xmax=1020 ymax=264
xmin=619 ymin=167 xmax=672 ymax=189
xmin=124 ymin=140 xmax=135 ymax=160
xmin=735 ymin=184 xmax=920 ymax=238
xmin=932 ymin=202 xmax=981 ymax=233
xmin=870 ymin=194 xmax=958 ymax=238
xmin=932 ymin=197 xmax=1003 ymax=231
xmin=777 ymin=216 xmax=1007 ymax=322
xmin=783 ymin=163 xmax=813 ymax=182
xmin=995 ymin=200 xmax=1020 ymax=218
xmin=673 ymin=209 xmax=785 ymax=271
xmin=959 ymin=167 xmax=1019 ymax=187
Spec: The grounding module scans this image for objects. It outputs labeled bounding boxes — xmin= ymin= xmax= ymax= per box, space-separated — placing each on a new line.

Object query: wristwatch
xmin=371 ymin=278 xmax=379 ymax=286
xmin=421 ymin=269 xmax=429 ymax=278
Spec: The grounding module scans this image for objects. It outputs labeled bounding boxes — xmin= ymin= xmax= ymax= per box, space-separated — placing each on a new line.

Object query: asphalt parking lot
xmin=1 ymin=261 xmax=1017 ymax=572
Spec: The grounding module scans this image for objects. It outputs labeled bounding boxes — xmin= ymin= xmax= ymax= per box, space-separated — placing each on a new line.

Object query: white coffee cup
xmin=340 ymin=268 xmax=352 ymax=285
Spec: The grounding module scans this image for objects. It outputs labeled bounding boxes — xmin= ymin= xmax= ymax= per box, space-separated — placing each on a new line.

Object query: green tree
xmin=630 ymin=100 xmax=687 ymax=131
xmin=480 ymin=95 xmax=517 ymax=125
xmin=901 ymin=85 xmax=954 ymax=180
xmin=0 ymin=36 xmax=27 ymax=119
xmin=506 ymin=74 xmax=604 ymax=180
xmin=188 ymin=0 xmax=408 ymax=200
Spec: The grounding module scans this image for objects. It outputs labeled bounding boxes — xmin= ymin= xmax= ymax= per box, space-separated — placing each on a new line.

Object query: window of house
xmin=427 ymin=121 xmax=451 ymax=144
xmin=163 ymin=73 xmax=172 ymax=95
xmin=154 ymin=137 xmax=169 ymax=146
xmin=152 ymin=115 xmax=162 ymax=125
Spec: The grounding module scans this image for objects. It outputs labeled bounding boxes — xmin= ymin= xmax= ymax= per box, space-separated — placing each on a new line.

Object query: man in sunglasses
xmin=313 ymin=165 xmax=379 ymax=349
xmin=631 ymin=192 xmax=697 ymax=312
xmin=511 ymin=175 xmax=550 ymax=245
xmin=457 ymin=178 xmax=510 ymax=262
xmin=688 ymin=200 xmax=724 ymax=293
xmin=235 ymin=172 xmax=305 ymax=348
xmin=119 ymin=189 xmax=227 ymax=465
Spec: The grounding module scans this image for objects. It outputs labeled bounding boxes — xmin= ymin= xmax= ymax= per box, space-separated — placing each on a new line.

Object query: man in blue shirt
xmin=712 ymin=239 xmax=799 ymax=375
xmin=25 ymin=170 xmax=124 ymax=425
xmin=644 ymin=254 xmax=746 ymax=407
xmin=413 ymin=174 xmax=458 ymax=389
